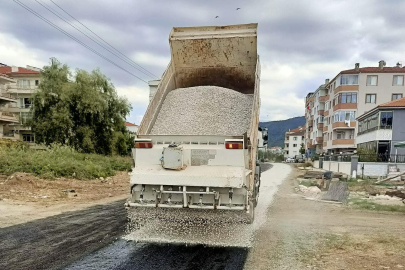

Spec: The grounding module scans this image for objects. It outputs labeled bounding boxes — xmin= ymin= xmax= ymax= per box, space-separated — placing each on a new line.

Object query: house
xmin=284 ymin=126 xmax=305 ymax=158
xmin=125 ymin=122 xmax=138 ymax=134
xmin=0 ymin=74 xmax=19 ymax=139
xmin=356 ymin=96 xmax=405 ymax=157
xmin=269 ymin=146 xmax=283 ymax=154
xmin=0 ymin=65 xmax=41 ymax=143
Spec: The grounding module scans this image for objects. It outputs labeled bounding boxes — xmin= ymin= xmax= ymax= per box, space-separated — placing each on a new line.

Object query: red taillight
xmin=225 ymin=142 xmax=243 ymax=149
xmin=135 ymin=141 xmax=153 ymax=148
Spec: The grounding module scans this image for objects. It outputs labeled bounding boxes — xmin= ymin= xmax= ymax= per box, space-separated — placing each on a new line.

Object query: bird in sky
xmin=215 ymin=16 xmax=219 ymax=18
xmin=236 ymin=8 xmax=241 ymax=10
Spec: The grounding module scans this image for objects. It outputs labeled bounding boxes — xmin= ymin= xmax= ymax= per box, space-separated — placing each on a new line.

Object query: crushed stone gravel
xmin=149 ymin=86 xmax=253 ymax=135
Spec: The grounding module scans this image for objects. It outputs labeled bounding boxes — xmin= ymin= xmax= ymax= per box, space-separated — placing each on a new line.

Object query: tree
xmin=30 ymin=58 xmax=132 ymax=155
xmin=299 ymin=143 xmax=305 ymax=154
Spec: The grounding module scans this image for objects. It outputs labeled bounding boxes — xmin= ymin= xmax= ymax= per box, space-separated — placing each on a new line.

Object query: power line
xmin=13 ymin=0 xmax=148 ymax=83
xmin=49 ymin=0 xmax=158 ymax=79
xmin=34 ymin=0 xmax=157 ymax=80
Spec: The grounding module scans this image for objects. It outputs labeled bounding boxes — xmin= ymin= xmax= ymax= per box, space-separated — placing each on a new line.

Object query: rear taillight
xmin=135 ymin=139 xmax=153 ymax=148
xmin=225 ymin=139 xmax=243 ymax=149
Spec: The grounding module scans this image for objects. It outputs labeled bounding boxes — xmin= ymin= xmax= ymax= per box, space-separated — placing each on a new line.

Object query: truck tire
xmin=247 ymin=200 xmax=255 ymax=224
xmin=253 ymin=175 xmax=260 ymax=207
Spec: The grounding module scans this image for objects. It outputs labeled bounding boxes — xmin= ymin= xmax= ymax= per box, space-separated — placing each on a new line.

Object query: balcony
xmin=315 ymin=137 xmax=323 ymax=144
xmin=318 ymin=110 xmax=324 ymax=116
xmin=332 ymin=139 xmax=355 ymax=146
xmin=323 ymin=126 xmax=328 ymax=132
xmin=307 ymin=142 xmax=315 ymax=149
xmin=5 ymin=85 xmax=37 ymax=94
xmin=0 ymin=111 xmax=19 ymax=123
xmin=323 ymin=141 xmax=327 ymax=147
xmin=324 ymin=110 xmax=329 ymax=117
xmin=319 ymin=95 xmax=329 ymax=102
xmin=317 ymin=123 xmax=324 ymax=130
xmin=334 ymin=85 xmax=359 ymax=94
xmin=306 ymin=96 xmax=314 ymax=105
xmin=333 ymin=103 xmax=357 ymax=111
xmin=332 ymin=121 xmax=356 ymax=129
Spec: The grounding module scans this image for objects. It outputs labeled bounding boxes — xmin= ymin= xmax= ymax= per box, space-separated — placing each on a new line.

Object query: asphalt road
xmin=0 ymin=163 xmax=274 ymax=270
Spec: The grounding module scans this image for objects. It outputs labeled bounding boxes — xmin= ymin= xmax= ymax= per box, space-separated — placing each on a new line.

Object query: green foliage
xmin=299 ymin=143 xmax=305 ymax=154
xmin=348 ymin=198 xmax=405 ymax=212
xmin=0 ymin=144 xmax=132 ymax=179
xmin=29 ymin=58 xmax=132 ymax=155
xmin=258 ymin=149 xmax=284 ymax=162
xmin=357 ymin=147 xmax=378 ymax=162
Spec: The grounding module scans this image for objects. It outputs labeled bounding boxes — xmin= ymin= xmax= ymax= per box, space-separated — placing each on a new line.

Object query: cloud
xmin=1 ymin=0 xmax=405 ymax=124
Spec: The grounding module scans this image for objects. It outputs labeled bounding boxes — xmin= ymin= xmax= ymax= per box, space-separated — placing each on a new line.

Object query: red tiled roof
xmin=377 ymin=97 xmax=405 ymax=108
xmin=327 ymin=66 xmax=405 ymax=87
xmin=289 ymin=126 xmax=305 ymax=133
xmin=341 ymin=66 xmax=405 ymax=74
xmin=0 ymin=66 xmax=40 ymax=75
xmin=125 ymin=122 xmax=137 ymax=126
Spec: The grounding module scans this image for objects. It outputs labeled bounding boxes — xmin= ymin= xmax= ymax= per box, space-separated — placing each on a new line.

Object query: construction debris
xmin=375 ymin=171 xmax=405 ymax=184
xmin=322 ymin=182 xmax=349 ymax=203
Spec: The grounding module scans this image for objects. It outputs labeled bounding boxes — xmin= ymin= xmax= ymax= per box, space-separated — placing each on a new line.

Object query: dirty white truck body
xmin=128 ymin=24 xmax=261 ymax=219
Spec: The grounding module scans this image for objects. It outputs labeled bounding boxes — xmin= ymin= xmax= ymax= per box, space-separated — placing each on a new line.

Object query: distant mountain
xmin=260 ymin=116 xmax=306 ymax=147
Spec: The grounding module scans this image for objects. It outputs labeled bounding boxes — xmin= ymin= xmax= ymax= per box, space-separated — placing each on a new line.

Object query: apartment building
xmin=0 ymin=74 xmax=19 ymax=139
xmin=284 ymin=126 xmax=305 ymax=158
xmin=304 ymin=80 xmax=329 ymax=156
xmin=0 ymin=65 xmax=41 ymax=142
xmin=322 ymin=61 xmax=405 ymax=154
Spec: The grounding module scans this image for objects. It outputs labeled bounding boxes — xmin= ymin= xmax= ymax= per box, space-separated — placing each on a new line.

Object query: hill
xmin=260 ymin=116 xmax=306 ymax=147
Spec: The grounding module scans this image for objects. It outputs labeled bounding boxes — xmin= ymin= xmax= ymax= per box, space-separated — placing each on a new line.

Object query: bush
xmin=0 ymin=143 xmax=132 ymax=179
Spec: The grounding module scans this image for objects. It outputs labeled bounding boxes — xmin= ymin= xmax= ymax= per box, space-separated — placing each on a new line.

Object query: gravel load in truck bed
xmin=150 ymin=86 xmax=253 ymax=135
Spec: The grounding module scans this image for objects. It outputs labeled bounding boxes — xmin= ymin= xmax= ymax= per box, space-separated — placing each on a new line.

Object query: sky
xmin=1 ymin=0 xmax=405 ymax=124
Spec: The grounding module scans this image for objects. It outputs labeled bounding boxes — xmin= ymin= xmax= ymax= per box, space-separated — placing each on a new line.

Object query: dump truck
xmin=126 ymin=23 xmax=265 ymax=222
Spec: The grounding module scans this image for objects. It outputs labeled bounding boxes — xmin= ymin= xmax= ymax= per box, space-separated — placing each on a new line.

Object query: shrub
xmin=0 ymin=143 xmax=132 ymax=179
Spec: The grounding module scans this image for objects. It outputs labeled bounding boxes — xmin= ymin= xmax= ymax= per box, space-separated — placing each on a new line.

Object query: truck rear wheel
xmin=247 ymin=200 xmax=255 ymax=224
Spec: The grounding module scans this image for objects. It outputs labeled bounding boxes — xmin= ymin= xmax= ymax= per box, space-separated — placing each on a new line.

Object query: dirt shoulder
xmin=245 ymin=164 xmax=405 ymax=270
xmin=0 ymin=171 xmax=130 ymax=228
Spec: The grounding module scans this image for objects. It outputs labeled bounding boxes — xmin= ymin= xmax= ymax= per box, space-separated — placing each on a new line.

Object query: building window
xmin=18 ymin=98 xmax=32 ymax=108
xmin=392 ymin=94 xmax=403 ymax=100
xmin=20 ymin=112 xmax=32 ymax=124
xmin=286 ymin=144 xmax=289 ymax=147
xmin=393 ymin=75 xmax=404 ymax=86
xmin=380 ymin=111 xmax=393 ymax=128
xmin=22 ymin=134 xmax=35 ymax=142
xmin=286 ymin=151 xmax=289 ymax=155
xmin=293 ymin=144 xmax=297 ymax=147
xmin=336 ymin=131 xmax=345 ymax=140
xmin=340 ymin=75 xmax=358 ymax=85
xmin=293 ymin=137 xmax=297 ymax=141
xmin=17 ymin=79 xmax=31 ymax=88
xmin=366 ymin=75 xmax=378 ymax=86
xmin=358 ymin=112 xmax=379 ymax=134
xmin=338 ymin=92 xmax=357 ymax=104
xmin=333 ymin=111 xmax=356 ymax=122
xmin=365 ymin=94 xmax=376 ymax=103
xmin=35 ymin=80 xmax=39 ymax=86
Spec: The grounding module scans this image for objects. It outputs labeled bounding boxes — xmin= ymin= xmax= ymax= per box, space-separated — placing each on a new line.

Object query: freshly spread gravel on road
xmin=150 ymin=86 xmax=253 ymax=135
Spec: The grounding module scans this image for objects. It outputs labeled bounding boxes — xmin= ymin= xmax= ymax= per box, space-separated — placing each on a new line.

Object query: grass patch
xmin=348 ymin=198 xmax=405 ymax=212
xmin=0 ymin=143 xmax=132 ymax=179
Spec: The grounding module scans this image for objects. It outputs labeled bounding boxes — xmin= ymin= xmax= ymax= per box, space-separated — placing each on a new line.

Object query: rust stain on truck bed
xmin=175 ymin=67 xmax=255 ymax=94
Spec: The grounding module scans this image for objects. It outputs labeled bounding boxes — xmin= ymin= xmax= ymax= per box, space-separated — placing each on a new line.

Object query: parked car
xmin=294 ymin=155 xmax=305 ymax=163
xmin=285 ymin=157 xmax=295 ymax=163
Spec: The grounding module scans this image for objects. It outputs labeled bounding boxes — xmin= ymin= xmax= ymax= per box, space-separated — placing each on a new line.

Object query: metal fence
xmin=320 ymin=154 xmax=405 ymax=163
xmin=358 ymin=154 xmax=405 ymax=163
